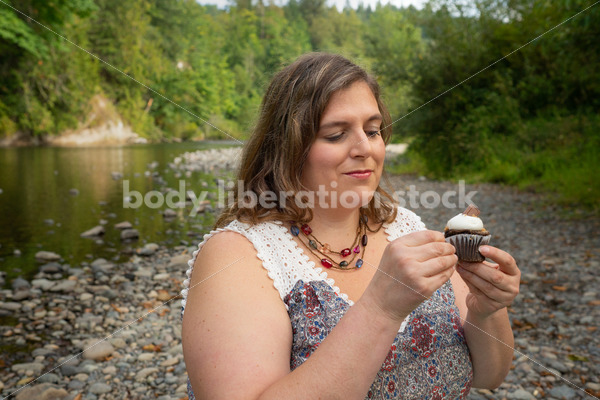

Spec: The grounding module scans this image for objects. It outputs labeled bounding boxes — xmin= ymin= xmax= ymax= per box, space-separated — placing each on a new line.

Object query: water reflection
xmin=0 ymin=143 xmax=234 ymax=282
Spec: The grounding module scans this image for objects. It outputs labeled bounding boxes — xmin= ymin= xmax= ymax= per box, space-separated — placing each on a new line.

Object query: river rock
xmin=548 ymin=385 xmax=577 ymax=399
xmin=89 ymin=382 xmax=112 ymax=394
xmin=11 ymin=362 xmax=45 ymax=374
xmin=168 ymin=254 xmax=191 ymax=269
xmin=80 ymin=292 xmax=93 ymax=301
xmin=69 ymin=188 xmax=79 ymax=196
xmin=135 ymin=367 xmax=159 ymax=382
xmin=14 ymin=383 xmax=68 ymax=400
xmin=39 ymin=262 xmax=62 ymax=273
xmin=138 ymin=243 xmax=159 ymax=256
xmin=60 ymin=365 xmax=81 ymax=377
xmin=0 ymin=302 xmax=22 ymax=311
xmin=82 ymin=340 xmax=115 ymax=361
xmin=111 ymin=171 xmax=123 ymax=180
xmin=31 ymin=278 xmax=56 ymax=291
xmin=81 ymin=225 xmax=105 ymax=237
xmin=160 ymin=357 xmax=180 ymax=367
xmin=115 ymin=221 xmax=132 ymax=229
xmin=506 ymin=388 xmax=535 ymax=400
xmin=153 ymin=273 xmax=170 ymax=281
xmin=35 ymin=251 xmax=61 ymax=262
xmin=163 ymin=209 xmax=177 ymax=218
xmin=38 ymin=373 xmax=60 ymax=384
xmin=12 ymin=277 xmax=31 ymax=290
xmin=49 ymin=279 xmax=77 ymax=293
xmin=121 ymin=228 xmax=140 ymax=240
xmin=91 ymin=258 xmax=114 ymax=273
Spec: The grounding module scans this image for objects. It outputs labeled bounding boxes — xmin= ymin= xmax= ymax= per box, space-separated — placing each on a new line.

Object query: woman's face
xmin=300 ymin=80 xmax=386 ymax=210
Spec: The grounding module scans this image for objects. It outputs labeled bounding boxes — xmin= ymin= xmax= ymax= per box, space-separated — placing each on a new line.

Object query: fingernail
xmin=479 ymin=246 xmax=489 ymax=254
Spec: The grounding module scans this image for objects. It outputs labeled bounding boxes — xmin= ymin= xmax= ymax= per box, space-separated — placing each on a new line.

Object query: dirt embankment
xmin=0 ymin=95 xmax=147 ymax=147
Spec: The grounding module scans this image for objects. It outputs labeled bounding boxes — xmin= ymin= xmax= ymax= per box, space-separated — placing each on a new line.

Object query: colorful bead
xmin=361 ymin=234 xmax=368 ymax=246
xmin=341 ymin=248 xmax=351 ymax=257
xmin=356 ymin=259 xmax=363 ymax=268
xmin=290 ymin=226 xmax=300 ymax=236
xmin=321 ymin=259 xmax=333 ymax=268
xmin=340 ymin=261 xmax=348 ymax=267
xmin=301 ymin=224 xmax=312 ymax=235
xmin=309 ymin=240 xmax=318 ymax=249
xmin=353 ymin=245 xmax=360 ymax=253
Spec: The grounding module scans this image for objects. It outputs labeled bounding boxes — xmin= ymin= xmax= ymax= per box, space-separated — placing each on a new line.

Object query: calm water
xmin=0 ymin=142 xmax=237 ymax=284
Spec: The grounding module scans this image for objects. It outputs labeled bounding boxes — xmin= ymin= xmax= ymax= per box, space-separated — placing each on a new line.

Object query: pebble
xmin=0 ymin=301 xmax=22 ymax=311
xmin=49 ymin=280 xmax=77 ymax=292
xmin=138 ymin=353 xmax=154 ymax=361
xmin=11 ymin=362 xmax=44 ymax=374
xmin=60 ymin=365 xmax=80 ymax=376
xmin=89 ymin=382 xmax=112 ymax=394
xmin=114 ymin=221 xmax=132 ymax=229
xmin=14 ymin=383 xmax=68 ymax=400
xmin=12 ymin=277 xmax=31 ymax=290
xmin=547 ymin=384 xmax=577 ymax=399
xmin=81 ymin=225 xmax=105 ymax=237
xmin=35 ymin=251 xmax=61 ymax=262
xmin=160 ymin=357 xmax=179 ymax=367
xmin=82 ymin=340 xmax=115 ymax=361
xmin=506 ymin=388 xmax=536 ymax=400
xmin=80 ymin=292 xmax=93 ymax=301
xmin=135 ymin=367 xmax=159 ymax=382
xmin=31 ymin=279 xmax=56 ymax=291
xmin=153 ymin=273 xmax=170 ymax=281
xmin=121 ymin=228 xmax=139 ymax=240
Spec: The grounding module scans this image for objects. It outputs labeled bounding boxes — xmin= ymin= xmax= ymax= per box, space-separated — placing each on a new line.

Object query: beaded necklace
xmin=290 ymin=214 xmax=369 ymax=270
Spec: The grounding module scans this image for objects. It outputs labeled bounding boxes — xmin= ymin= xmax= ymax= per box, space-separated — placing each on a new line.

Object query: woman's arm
xmin=451 ymin=245 xmax=521 ymax=389
xmin=183 ymin=230 xmax=457 ymax=400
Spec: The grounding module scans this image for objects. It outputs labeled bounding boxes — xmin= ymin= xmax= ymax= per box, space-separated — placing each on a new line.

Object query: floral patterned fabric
xmin=284 ymin=279 xmax=473 ymax=399
xmin=183 ymin=207 xmax=473 ymax=399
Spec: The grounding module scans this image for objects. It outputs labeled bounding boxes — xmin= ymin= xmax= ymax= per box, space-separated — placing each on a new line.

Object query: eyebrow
xmin=319 ymin=114 xmax=383 ymax=131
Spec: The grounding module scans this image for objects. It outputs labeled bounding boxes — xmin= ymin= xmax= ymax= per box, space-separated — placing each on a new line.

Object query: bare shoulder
xmin=189 ymin=230 xmax=262 ymax=281
xmin=182 ymin=230 xmax=292 ymax=398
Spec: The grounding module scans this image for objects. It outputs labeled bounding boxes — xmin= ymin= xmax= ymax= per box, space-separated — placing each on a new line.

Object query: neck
xmin=307 ymin=207 xmax=362 ymax=242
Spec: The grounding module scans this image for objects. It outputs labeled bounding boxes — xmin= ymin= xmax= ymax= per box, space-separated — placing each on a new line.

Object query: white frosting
xmin=446 ymin=213 xmax=484 ymax=230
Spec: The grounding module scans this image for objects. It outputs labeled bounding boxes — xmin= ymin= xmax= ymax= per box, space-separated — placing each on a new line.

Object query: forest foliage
xmin=0 ymin=0 xmax=598 ymax=207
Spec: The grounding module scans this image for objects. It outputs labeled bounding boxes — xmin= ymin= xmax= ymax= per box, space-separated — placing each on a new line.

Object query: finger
xmin=456 ymin=265 xmax=514 ymax=303
xmin=479 ymin=246 xmax=519 ymax=276
xmin=422 ymin=254 xmax=458 ymax=277
xmin=416 ymin=241 xmax=457 ymax=262
xmin=399 ymin=230 xmax=446 ymax=247
xmin=459 ymin=274 xmax=488 ymax=302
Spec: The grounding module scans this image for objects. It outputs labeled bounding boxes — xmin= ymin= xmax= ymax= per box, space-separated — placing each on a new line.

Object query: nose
xmin=349 ymin=130 xmax=372 ymax=158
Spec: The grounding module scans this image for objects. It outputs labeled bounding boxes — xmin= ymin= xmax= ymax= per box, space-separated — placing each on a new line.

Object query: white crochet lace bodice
xmin=180 ymin=207 xmax=426 ymax=313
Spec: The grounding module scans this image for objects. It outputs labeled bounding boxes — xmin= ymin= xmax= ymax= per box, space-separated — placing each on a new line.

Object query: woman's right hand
xmin=361 ymin=230 xmax=458 ymax=324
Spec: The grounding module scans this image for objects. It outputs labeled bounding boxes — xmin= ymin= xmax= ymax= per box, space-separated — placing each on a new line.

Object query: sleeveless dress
xmin=181 ymin=207 xmax=473 ymax=399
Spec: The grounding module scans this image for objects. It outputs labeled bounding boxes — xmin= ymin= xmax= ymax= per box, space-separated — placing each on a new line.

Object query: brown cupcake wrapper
xmin=445 ymin=233 xmax=492 ymax=262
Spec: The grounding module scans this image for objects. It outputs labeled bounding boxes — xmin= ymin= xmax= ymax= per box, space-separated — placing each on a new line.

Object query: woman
xmin=181 ymin=52 xmax=520 ymax=399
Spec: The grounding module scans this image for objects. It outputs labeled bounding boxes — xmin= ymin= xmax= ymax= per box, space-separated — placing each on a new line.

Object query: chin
xmin=336 ymin=189 xmax=376 ymax=209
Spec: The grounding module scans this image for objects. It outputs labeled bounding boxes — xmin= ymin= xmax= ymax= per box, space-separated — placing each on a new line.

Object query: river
xmin=0 ymin=142 xmax=237 ymax=284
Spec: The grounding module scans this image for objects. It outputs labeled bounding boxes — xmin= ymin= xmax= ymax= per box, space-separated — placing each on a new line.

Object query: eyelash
xmin=325 ymin=130 xmax=381 ymax=142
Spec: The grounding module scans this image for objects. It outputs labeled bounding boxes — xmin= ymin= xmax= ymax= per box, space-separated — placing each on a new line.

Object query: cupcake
xmin=444 ymin=204 xmax=491 ymax=262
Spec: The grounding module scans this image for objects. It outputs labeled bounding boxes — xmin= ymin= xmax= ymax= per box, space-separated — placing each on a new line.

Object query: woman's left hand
xmin=456 ymin=245 xmax=520 ymax=318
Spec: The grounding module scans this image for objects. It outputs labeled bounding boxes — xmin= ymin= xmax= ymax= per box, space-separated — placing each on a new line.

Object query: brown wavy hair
xmin=215 ymin=52 xmax=397 ymax=228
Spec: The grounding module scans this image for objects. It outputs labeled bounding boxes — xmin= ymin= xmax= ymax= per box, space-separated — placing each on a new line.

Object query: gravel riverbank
xmin=0 ymin=148 xmax=598 ymax=400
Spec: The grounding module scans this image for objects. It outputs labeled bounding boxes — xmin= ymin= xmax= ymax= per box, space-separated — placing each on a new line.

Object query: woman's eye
xmin=366 ymin=130 xmax=381 ymax=138
xmin=325 ymin=132 xmax=344 ymax=142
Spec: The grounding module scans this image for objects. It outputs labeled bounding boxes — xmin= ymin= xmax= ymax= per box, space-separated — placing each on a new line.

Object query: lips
xmin=344 ymin=169 xmax=373 ymax=178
